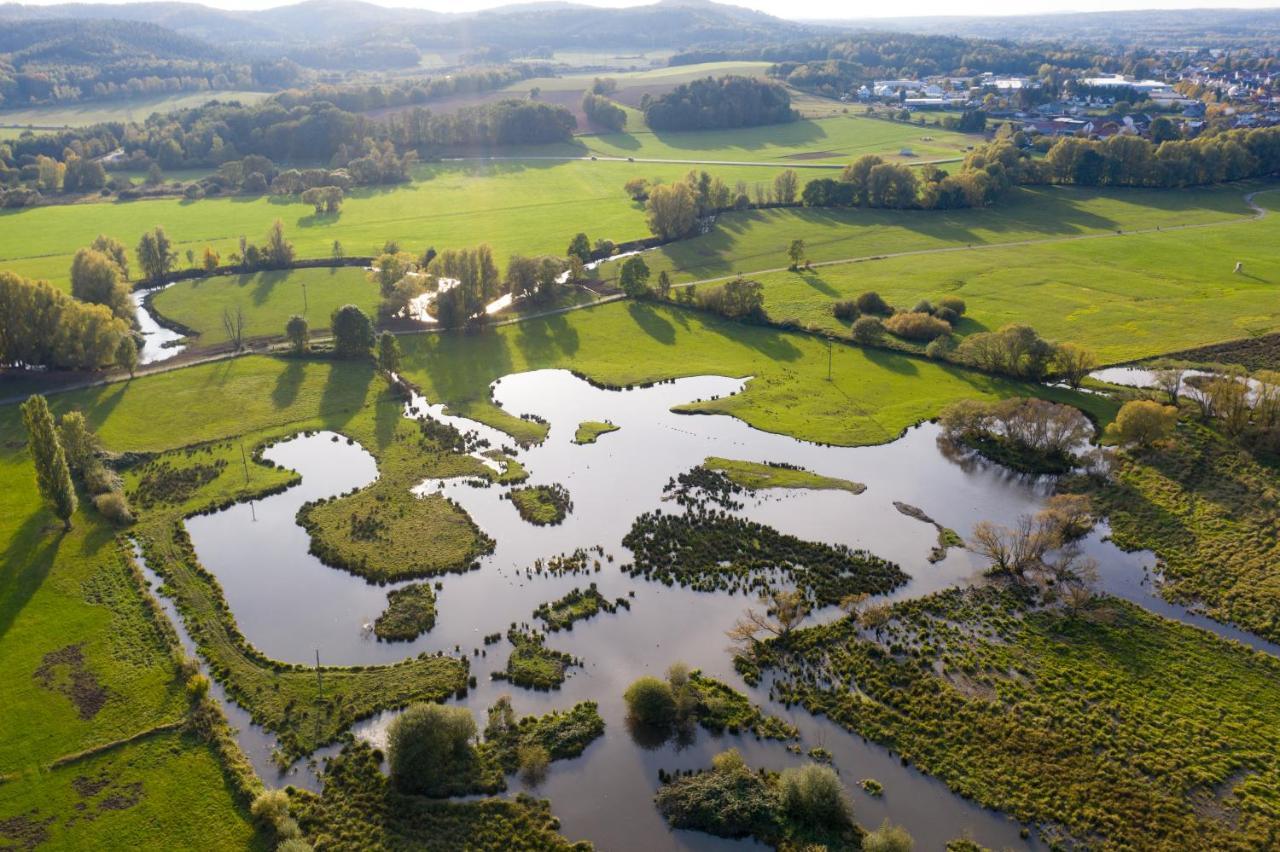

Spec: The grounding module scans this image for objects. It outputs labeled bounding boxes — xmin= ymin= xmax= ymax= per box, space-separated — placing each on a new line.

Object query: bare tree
xmin=1152 ymin=365 xmax=1186 ymax=405
xmin=222 ymin=305 xmax=246 ymax=351
xmin=727 ymin=589 xmax=810 ymax=654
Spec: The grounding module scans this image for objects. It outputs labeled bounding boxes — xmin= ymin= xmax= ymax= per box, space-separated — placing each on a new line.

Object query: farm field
xmin=0 ymin=90 xmax=272 ymax=130
xmin=745 ymin=188 xmax=1280 ymax=362
xmin=151 ymin=267 xmax=380 ymax=345
xmin=0 ymin=159 xmax=797 ymax=287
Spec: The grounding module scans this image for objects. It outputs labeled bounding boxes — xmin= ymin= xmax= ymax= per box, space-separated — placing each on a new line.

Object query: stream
xmin=136 ymin=368 xmax=1280 ymax=851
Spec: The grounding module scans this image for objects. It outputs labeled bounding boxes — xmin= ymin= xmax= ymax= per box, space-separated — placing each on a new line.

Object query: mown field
xmin=0 ymin=90 xmax=272 ymax=130
xmin=151 ymin=267 xmax=380 ymax=344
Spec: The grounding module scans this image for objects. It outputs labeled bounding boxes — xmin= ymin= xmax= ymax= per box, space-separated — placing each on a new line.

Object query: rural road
xmin=2 ymin=190 xmax=1270 ymax=406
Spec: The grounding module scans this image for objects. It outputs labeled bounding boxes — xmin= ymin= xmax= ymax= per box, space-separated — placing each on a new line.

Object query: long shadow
xmin=272 ymin=359 xmax=305 ymax=410
xmin=0 ymin=511 xmax=62 ymax=642
xmin=796 ymin=271 xmax=839 ymax=297
xmin=626 ymin=302 xmax=676 ymax=345
xmin=251 ymin=270 xmax=289 ymax=307
xmin=318 ymin=358 xmax=374 ymax=430
xmin=862 ymin=346 xmax=920 ymax=376
xmin=373 ymin=389 xmax=401 ymax=452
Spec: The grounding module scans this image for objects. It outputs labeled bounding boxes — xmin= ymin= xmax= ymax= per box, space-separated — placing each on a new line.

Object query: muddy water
xmin=170 ymin=369 xmax=1275 ymax=850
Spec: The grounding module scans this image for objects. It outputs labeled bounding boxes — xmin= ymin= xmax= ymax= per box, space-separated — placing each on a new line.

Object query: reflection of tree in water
xmin=626 ymin=713 xmax=697 ymax=752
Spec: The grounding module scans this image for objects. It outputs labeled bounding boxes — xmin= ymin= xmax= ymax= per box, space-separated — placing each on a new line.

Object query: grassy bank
xmin=397 ymin=300 xmax=1116 ymax=447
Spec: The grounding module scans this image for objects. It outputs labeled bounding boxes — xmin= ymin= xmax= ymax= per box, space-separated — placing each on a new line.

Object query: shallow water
xmin=165 ymin=369 xmax=1277 ymax=849
xmin=133 ymin=286 xmax=186 ymax=364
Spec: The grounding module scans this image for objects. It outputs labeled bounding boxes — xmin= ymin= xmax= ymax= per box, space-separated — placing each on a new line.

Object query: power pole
xmin=315 ymin=649 xmax=323 ymax=697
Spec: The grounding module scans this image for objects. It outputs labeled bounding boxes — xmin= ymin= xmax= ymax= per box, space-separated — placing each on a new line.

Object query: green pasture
xmin=0 ymin=90 xmax=272 ymax=129
xmin=0 ymin=729 xmax=259 ymax=851
xmin=0 ymin=159 xmax=795 ymax=288
xmin=742 ymin=188 xmax=1280 ymax=362
xmin=394 ymin=299 xmax=1114 ymax=447
xmin=151 ymin=267 xmax=380 ymax=344
xmin=605 ymin=182 xmax=1261 ymax=286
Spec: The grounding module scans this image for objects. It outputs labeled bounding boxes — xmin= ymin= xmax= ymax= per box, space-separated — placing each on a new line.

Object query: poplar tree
xmin=21 ymin=394 xmax=77 ymax=530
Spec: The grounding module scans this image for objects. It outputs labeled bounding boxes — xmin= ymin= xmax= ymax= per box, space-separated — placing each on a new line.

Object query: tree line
xmin=641 ymin=76 xmax=796 ymax=132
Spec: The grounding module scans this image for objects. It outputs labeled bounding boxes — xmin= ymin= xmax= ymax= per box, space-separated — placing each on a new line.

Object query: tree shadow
xmin=272 ymin=359 xmax=305 ymax=410
xmin=319 ymin=358 xmax=374 ymax=430
xmin=796 ymin=271 xmax=838 ymax=297
xmin=862 ymin=346 xmax=920 ymax=376
xmin=373 ymin=391 xmax=401 ymax=452
xmin=0 ymin=511 xmax=62 ymax=642
xmin=626 ymin=302 xmax=676 ymax=345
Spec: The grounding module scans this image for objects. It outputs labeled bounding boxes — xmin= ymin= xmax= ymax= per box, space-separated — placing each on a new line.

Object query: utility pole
xmin=315 ymin=649 xmax=323 ymax=697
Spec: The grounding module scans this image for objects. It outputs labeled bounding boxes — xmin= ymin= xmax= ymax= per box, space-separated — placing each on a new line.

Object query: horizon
xmin=7 ymin=0 xmax=1280 ymax=23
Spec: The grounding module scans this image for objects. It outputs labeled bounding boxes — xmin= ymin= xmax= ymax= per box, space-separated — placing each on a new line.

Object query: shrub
xmin=655 ymin=750 xmax=781 ymax=839
xmin=855 ymin=291 xmax=890 ymax=315
xmin=884 ymin=311 xmax=951 ymax=342
xmin=696 ymin=277 xmax=765 ymax=321
xmin=851 ymin=316 xmax=883 ymax=343
xmin=934 ymin=306 xmax=959 ymax=326
xmin=911 ymin=299 xmax=934 ymax=314
xmin=518 ymin=744 xmax=551 ymax=784
xmin=832 ymin=300 xmax=859 ymax=322
xmin=863 ymin=819 xmax=915 ymax=851
xmin=277 ymin=840 xmax=314 ymax=852
xmin=937 ymin=296 xmax=966 ymax=316
xmin=1106 ymin=400 xmax=1178 ymax=447
xmin=925 ymin=334 xmax=957 ymax=361
xmin=777 ymin=763 xmax=852 ymax=830
xmin=84 ymin=463 xmax=121 ymax=495
xmin=387 ymin=703 xmax=478 ymax=795
xmin=93 ymin=491 xmax=134 ymax=525
xmin=185 ymin=673 xmax=210 ymax=701
xmin=251 ymin=789 xmax=291 ymax=829
xmin=624 ymin=676 xmax=678 ymax=728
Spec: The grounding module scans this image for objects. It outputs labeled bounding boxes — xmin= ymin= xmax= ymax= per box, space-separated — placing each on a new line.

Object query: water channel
xmin=137 ymin=368 xmax=1280 ymax=850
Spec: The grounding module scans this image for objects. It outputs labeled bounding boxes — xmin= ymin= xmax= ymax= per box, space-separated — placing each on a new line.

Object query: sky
xmin=13 ymin=0 xmax=1280 ymax=19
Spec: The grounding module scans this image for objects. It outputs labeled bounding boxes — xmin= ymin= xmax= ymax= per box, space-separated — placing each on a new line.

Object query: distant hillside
xmin=0 ymin=18 xmax=224 ymax=65
xmin=0 ymin=0 xmax=825 ymax=54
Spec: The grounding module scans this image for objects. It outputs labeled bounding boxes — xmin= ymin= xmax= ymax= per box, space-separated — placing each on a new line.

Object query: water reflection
xmin=163 ymin=369 xmax=1274 ymax=850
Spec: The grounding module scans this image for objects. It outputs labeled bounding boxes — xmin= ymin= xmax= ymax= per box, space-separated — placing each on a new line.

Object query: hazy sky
xmin=16 ymin=0 xmax=1280 ymax=18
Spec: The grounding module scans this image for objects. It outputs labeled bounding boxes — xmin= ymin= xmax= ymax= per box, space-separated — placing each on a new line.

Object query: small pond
xmin=154 ymin=369 xmax=1277 ymax=850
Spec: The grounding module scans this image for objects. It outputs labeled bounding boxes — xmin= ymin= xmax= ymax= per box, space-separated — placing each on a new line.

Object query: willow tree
xmin=21 ymin=394 xmax=77 ymax=530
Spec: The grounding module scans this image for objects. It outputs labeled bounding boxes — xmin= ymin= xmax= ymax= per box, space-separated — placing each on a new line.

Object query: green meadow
xmin=151 ymin=267 xmax=381 ymax=344
xmin=0 ymin=159 xmax=796 ymax=287
xmin=604 ymin=181 xmax=1261 ymax=286
xmin=508 ymin=114 xmax=979 ymax=165
xmin=713 ymin=188 xmax=1280 ymax=363
xmin=0 ymin=90 xmax=272 ymax=129
xmin=394 ymin=299 xmax=1114 ymax=446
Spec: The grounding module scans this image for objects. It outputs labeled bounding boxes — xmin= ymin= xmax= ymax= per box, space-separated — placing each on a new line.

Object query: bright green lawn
xmin=742 ymin=189 xmax=1280 ymax=363
xmin=151 ymin=267 xmax=380 ymax=344
xmin=0 ymin=159 xmax=795 ymax=288
xmin=601 ymin=182 xmax=1261 ymax=286
xmin=396 ymin=299 xmax=1114 ymax=447
xmin=0 ymin=90 xmax=271 ymax=128
xmin=0 ymin=730 xmax=259 ymax=851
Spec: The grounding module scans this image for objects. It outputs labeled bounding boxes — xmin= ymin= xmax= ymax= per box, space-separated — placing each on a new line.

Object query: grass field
xmin=151 ymin=267 xmax=380 ymax=344
xmin=0 ymin=729 xmax=260 ymax=851
xmin=0 ymin=90 xmax=272 ymax=129
xmin=693 ymin=187 xmax=1280 ymax=363
xmin=603 ymin=182 xmax=1261 ymax=286
xmin=395 ymin=299 xmax=1114 ymax=447
xmin=0 ymin=159 xmax=799 ymax=288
